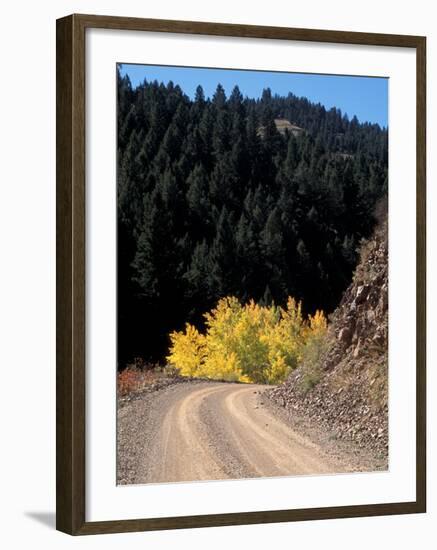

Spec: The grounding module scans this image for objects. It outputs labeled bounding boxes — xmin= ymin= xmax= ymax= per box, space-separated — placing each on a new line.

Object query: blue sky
xmin=119 ymin=64 xmax=388 ymax=128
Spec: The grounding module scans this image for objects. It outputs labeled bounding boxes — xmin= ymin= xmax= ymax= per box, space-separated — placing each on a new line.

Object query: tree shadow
xmin=25 ymin=511 xmax=56 ymax=529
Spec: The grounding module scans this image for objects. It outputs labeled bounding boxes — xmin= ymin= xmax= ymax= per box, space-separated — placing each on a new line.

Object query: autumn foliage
xmin=167 ymin=296 xmax=327 ymax=384
xmin=117 ymin=367 xmax=149 ymax=396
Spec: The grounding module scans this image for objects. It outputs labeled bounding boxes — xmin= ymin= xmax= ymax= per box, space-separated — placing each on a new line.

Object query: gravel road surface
xmin=118 ymin=381 xmax=348 ymax=484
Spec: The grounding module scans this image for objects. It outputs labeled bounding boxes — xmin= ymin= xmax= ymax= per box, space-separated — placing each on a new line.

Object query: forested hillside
xmin=117 ymin=68 xmax=388 ymax=366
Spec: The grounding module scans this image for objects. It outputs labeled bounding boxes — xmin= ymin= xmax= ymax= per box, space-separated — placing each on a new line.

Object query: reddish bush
xmin=117 ymin=366 xmax=155 ymax=396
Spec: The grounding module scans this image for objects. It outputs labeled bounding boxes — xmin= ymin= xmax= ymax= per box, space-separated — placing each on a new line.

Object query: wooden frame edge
xmin=56 ymin=14 xmax=86 ymax=535
xmin=74 ymin=501 xmax=421 ymax=536
xmin=56 ymin=14 xmax=74 ymax=534
xmin=56 ymin=14 xmax=427 ymax=535
xmin=73 ymin=13 xmax=425 ymax=47
xmin=415 ymin=35 xmax=427 ymax=514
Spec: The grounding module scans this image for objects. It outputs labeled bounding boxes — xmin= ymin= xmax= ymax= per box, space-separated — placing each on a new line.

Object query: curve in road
xmin=136 ymin=382 xmax=342 ymax=484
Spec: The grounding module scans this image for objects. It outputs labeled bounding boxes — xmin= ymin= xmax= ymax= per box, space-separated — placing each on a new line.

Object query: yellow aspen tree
xmin=166 ymin=323 xmax=206 ymax=377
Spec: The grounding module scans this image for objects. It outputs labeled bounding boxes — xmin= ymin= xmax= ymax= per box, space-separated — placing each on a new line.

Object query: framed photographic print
xmin=56 ymin=14 xmax=426 ymax=535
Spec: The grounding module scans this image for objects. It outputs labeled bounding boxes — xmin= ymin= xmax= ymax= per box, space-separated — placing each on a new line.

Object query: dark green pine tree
xmin=183 ymin=240 xmax=214 ymax=319
xmin=285 ymin=133 xmax=299 ymax=172
xmin=209 ymin=206 xmax=237 ymax=296
xmin=212 ymin=108 xmax=230 ymax=157
xmin=186 ymin=163 xmax=211 ymax=235
xmin=235 ymin=212 xmax=261 ymax=300
xmin=260 ymin=207 xmax=287 ymax=302
xmin=212 ymin=83 xmax=227 ymax=109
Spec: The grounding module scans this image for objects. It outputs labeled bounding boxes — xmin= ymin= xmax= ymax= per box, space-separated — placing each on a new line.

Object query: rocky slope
xmin=268 ymin=217 xmax=388 ymax=462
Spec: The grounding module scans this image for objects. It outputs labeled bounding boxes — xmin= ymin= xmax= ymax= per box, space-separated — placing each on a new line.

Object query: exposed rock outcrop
xmin=268 ymin=218 xmax=388 ymax=460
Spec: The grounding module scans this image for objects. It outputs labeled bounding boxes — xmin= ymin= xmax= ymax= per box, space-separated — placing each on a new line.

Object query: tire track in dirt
xmin=136 ymin=382 xmax=342 ymax=484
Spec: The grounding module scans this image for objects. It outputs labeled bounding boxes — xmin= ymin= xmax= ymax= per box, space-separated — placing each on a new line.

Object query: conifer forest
xmin=117 ymin=67 xmax=388 ymax=369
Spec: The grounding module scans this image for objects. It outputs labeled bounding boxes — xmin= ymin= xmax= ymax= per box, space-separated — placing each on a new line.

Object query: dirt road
xmin=119 ymin=382 xmax=345 ymax=484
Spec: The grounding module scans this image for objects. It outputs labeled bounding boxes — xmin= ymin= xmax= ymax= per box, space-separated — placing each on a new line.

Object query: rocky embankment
xmin=268 ymin=218 xmax=388 ymax=461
